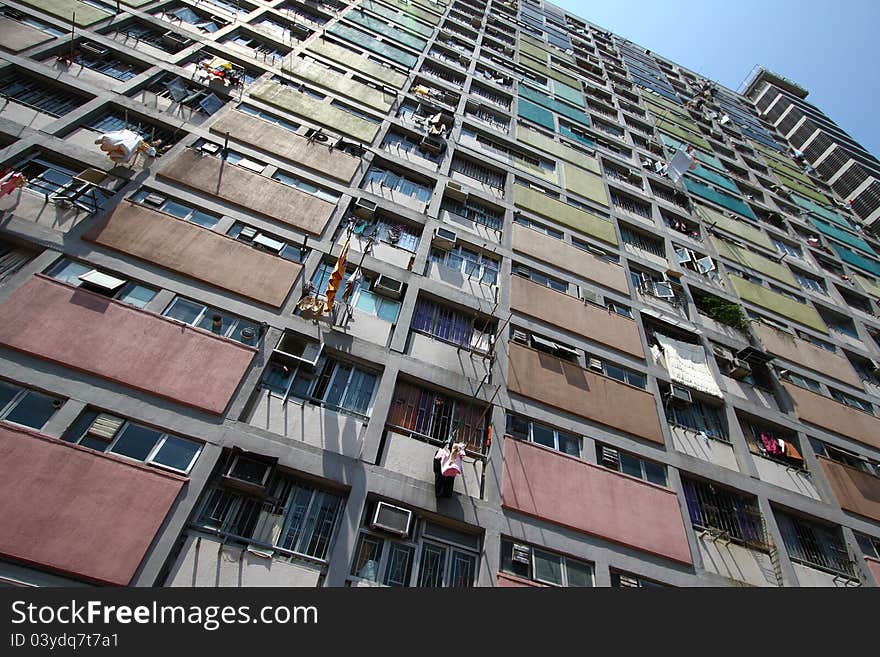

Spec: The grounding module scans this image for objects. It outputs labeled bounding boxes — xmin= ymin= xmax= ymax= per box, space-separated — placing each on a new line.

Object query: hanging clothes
xmin=433 ymin=447 xmax=455 ymax=498
xmin=0 ymin=172 xmax=25 ymax=197
xmin=441 ymin=442 xmax=466 ymax=477
xmin=324 ymin=237 xmax=350 ymax=313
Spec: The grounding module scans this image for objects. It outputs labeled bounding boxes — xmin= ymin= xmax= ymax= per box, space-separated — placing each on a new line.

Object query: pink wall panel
xmin=502 ymin=439 xmax=692 ymax=565
xmin=0 ymin=276 xmax=255 ymax=414
xmin=0 ymin=425 xmax=184 ymax=585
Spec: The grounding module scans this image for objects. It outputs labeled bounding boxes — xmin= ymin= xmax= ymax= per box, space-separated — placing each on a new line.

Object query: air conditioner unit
xmin=588 ymin=357 xmax=604 ymax=371
xmin=503 ymin=46 xmax=515 ymax=57
xmin=728 ymin=358 xmax=752 ymax=380
xmin=373 ymin=275 xmax=403 ymax=299
xmin=80 ymin=42 xmax=109 ymax=59
xmin=162 ymin=31 xmax=192 ymax=51
xmin=511 ymin=543 xmax=532 ymax=564
xmin=353 ymin=198 xmax=377 ymax=220
xmin=511 ymin=329 xmax=529 ymax=344
xmin=225 ymin=455 xmax=273 ymax=490
xmin=432 ymin=227 xmax=457 ymax=249
xmin=668 ymin=384 xmax=693 ymax=404
xmin=445 ymin=180 xmax=468 ymax=201
xmin=371 ymin=502 xmax=413 ymax=536
xmin=581 ymin=289 xmax=604 ymax=306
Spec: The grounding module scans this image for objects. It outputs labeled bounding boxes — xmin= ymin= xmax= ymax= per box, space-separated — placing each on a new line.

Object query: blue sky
xmin=551 ymin=0 xmax=880 ymax=157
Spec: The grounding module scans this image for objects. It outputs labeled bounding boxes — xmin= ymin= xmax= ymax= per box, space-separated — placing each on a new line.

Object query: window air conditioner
xmin=728 ymin=358 xmax=752 ymax=380
xmin=162 ymin=31 xmax=192 ymax=51
xmin=80 ymin=42 xmax=109 ymax=59
xmin=668 ymin=384 xmax=693 ymax=404
xmin=432 ymin=227 xmax=457 ymax=249
xmin=373 ymin=275 xmax=403 ymax=299
xmin=511 ymin=543 xmax=532 ymax=564
xmin=353 ymin=198 xmax=377 ymax=220
xmin=225 ymin=455 xmax=273 ymax=489
xmin=371 ymin=502 xmax=413 ymax=536
xmin=581 ymin=289 xmax=604 ymax=306
xmin=445 ymin=180 xmax=468 ymax=201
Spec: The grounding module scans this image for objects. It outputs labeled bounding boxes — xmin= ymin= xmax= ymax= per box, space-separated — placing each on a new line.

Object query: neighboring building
xmin=0 ymin=0 xmax=879 ymax=589
xmin=743 ymin=67 xmax=880 ymax=229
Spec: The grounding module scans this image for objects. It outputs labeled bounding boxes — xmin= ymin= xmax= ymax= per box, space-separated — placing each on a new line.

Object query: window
xmin=744 ymin=422 xmax=805 ymax=469
xmin=363 ymin=167 xmax=433 ymax=204
xmin=73 ymin=48 xmax=144 ymax=81
xmin=620 ymin=224 xmax=664 ymax=257
xmin=411 ymin=298 xmax=493 ymax=353
xmin=227 ymin=31 xmax=289 ymax=65
xmin=441 ymin=196 xmax=504 ymax=232
xmin=196 ymin=468 xmax=344 ymax=561
xmin=351 ymin=505 xmax=479 ymax=587
xmin=781 ymin=371 xmax=823 ymax=394
xmin=309 ymin=263 xmax=401 ymax=323
xmin=512 ymin=262 xmax=567 ymax=293
xmin=261 ymin=354 xmax=379 ymax=420
xmin=773 ymin=238 xmax=803 ymax=258
xmin=272 ymin=171 xmax=340 ymax=203
xmin=162 ymin=297 xmax=261 ymax=345
xmin=193 ymin=140 xmax=267 ymax=173
xmin=0 ymin=382 xmax=62 ymax=430
xmin=131 ymin=190 xmax=219 ymax=228
xmin=855 ymin=533 xmax=880 ymax=559
xmin=511 ymin=327 xmax=580 ymax=363
xmin=63 ymin=410 xmax=201 ymax=473
xmin=794 ymin=272 xmax=827 ymax=295
xmin=571 ymin=237 xmax=620 ymax=263
xmin=450 ymin=156 xmax=506 ymax=191
xmin=46 ymin=259 xmax=158 ymax=308
xmin=513 ymin=214 xmax=563 ymax=239
xmin=236 ymin=104 xmax=300 ymax=132
xmin=611 ymin=570 xmax=667 ymax=588
xmin=587 ymin=356 xmax=647 ymax=389
xmin=597 ymin=444 xmax=667 ymax=485
xmin=226 ymin=223 xmax=307 ymax=262
xmin=0 ymin=7 xmax=66 ymax=36
xmin=354 ymin=216 xmax=420 ymax=253
xmin=382 ymin=130 xmax=443 ymax=164
xmin=506 ymin=413 xmax=580 ymax=457
xmin=85 ymin=110 xmax=180 ymax=152
xmin=829 ymin=389 xmax=874 ymax=414
xmin=776 ymin=512 xmax=854 ymax=577
xmin=431 ymin=245 xmax=499 ymax=286
xmin=499 ymin=539 xmax=593 ymax=587
xmin=0 ymin=71 xmax=85 ymax=116
xmin=387 ymin=380 xmax=488 ymax=453
xmin=810 ymin=438 xmax=878 ymax=478
xmin=666 ymin=397 xmax=729 ymax=441
xmin=682 ymin=478 xmax=767 ymax=548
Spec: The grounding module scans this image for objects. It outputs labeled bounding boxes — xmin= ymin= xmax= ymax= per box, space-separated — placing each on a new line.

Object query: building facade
xmin=0 ymin=0 xmax=879 ymax=588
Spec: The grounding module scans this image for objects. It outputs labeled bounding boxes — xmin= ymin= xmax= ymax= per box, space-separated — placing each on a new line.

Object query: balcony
xmin=0 ymin=276 xmax=256 ymax=414
xmin=507 ymin=341 xmax=664 ymax=445
xmin=0 ymin=424 xmax=184 ymax=585
xmin=783 ymin=382 xmax=880 ymax=451
xmin=502 ymin=439 xmax=691 ymax=564
xmin=86 ymin=202 xmax=301 ymax=308
xmin=510 ymin=276 xmax=643 ymax=358
xmin=817 ymin=457 xmax=880 ymax=524
xmin=158 ymin=148 xmax=336 ymax=235
xmin=751 ymin=322 xmax=861 ymax=387
xmin=511 ymin=223 xmax=629 ymax=293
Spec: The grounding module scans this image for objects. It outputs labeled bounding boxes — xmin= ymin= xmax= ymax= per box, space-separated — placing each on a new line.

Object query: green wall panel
xmin=684 ymin=177 xmax=756 ymax=220
xmin=653 ymin=120 xmax=711 ymax=150
xmin=791 ymin=194 xmax=851 ymax=228
xmin=710 ymin=236 xmax=798 ymax=286
xmin=563 ymin=164 xmax=609 ymax=207
xmin=517 ymin=126 xmax=600 ymax=174
xmin=517 ymin=99 xmax=556 ymax=131
xmin=18 ymin=0 xmax=109 ymax=25
xmin=730 ymin=276 xmax=828 ymax=333
xmin=305 ymin=40 xmax=408 ymax=88
xmin=250 ymin=81 xmax=380 ymax=143
xmin=284 ymin=59 xmax=393 ymax=111
xmin=513 ymin=184 xmax=617 ymax=245
xmin=695 ymin=204 xmax=773 ymax=250
xmin=344 ymin=11 xmax=428 ymax=51
xmin=360 ymin=0 xmax=435 ymax=36
xmin=327 ymin=24 xmax=418 ymax=68
xmin=554 ymin=82 xmax=585 ymax=108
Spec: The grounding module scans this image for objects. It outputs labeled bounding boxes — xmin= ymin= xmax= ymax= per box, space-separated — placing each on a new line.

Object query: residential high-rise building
xmin=0 ymin=0 xmax=879 ymax=589
xmin=743 ymin=67 xmax=880 ymax=229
